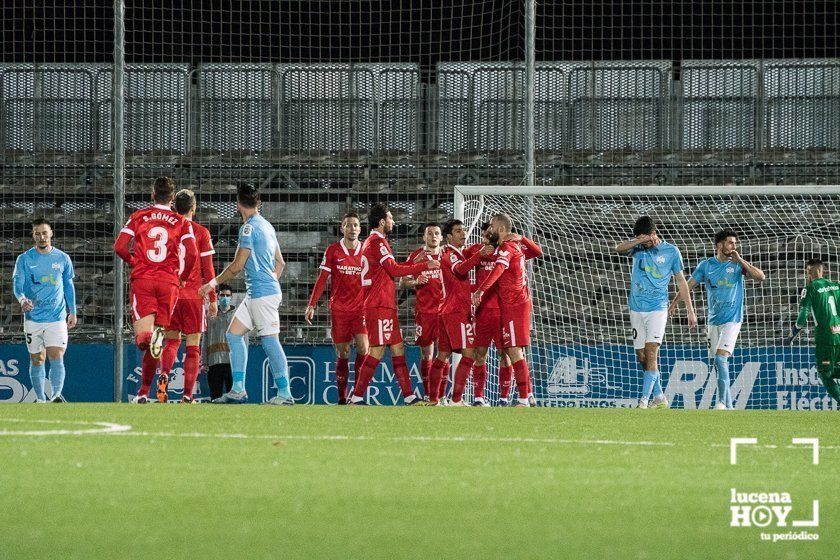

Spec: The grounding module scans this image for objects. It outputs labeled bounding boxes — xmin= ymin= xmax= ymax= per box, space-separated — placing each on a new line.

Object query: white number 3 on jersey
xmin=146 ymin=226 xmax=169 ymax=263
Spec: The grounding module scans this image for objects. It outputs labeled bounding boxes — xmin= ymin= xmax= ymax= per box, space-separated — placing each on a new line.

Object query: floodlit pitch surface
xmin=0 ymin=405 xmax=836 ymax=559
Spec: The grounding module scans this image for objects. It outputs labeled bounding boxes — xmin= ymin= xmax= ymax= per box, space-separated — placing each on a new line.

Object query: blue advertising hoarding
xmin=0 ymin=342 xmax=835 ymax=409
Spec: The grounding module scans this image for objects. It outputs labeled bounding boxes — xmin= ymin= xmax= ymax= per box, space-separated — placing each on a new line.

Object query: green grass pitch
xmin=0 ymin=405 xmax=836 ymax=559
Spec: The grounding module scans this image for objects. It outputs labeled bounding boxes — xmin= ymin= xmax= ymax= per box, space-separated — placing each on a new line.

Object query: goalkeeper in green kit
xmin=788 ymin=258 xmax=840 ymax=404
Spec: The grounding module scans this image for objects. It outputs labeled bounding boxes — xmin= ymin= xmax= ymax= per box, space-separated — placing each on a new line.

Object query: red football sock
xmin=451 ymin=357 xmax=475 ymax=402
xmin=335 ymin=357 xmax=350 ymax=404
xmin=391 ymin=355 xmax=415 ymax=400
xmin=428 ymin=358 xmax=448 ymax=402
xmin=352 ymin=354 xmax=367 ymax=394
xmin=438 ymin=360 xmax=450 ymax=400
xmin=499 ymin=365 xmax=513 ymax=399
xmin=473 ymin=363 xmax=488 ymax=399
xmin=513 ymin=359 xmax=530 ymax=400
xmin=159 ymin=338 xmax=180 ymax=376
xmin=352 ymin=355 xmax=380 ymax=398
xmin=138 ymin=350 xmax=158 ymax=397
xmin=135 ymin=331 xmax=152 ymax=351
xmin=420 ymin=358 xmax=433 ymax=397
xmin=182 ymin=345 xmax=200 ymax=398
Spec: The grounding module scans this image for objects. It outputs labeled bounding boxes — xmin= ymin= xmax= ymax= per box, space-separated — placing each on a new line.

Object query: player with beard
xmin=348 ymin=204 xmax=440 ymax=405
xmin=670 ymin=228 xmax=764 ymax=409
xmin=472 ymin=221 xmax=542 ymax=406
xmin=472 ymin=213 xmax=542 ymax=407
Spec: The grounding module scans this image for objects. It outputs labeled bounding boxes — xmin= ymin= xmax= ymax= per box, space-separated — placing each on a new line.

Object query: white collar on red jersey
xmin=446 ymin=243 xmax=465 ymax=258
xmin=370 ymin=230 xmax=386 ymax=239
xmin=153 ymin=204 xmax=171 ymax=211
xmin=340 ymin=239 xmax=361 ymax=256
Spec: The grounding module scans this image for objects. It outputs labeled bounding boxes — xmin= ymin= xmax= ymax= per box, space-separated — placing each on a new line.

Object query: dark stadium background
xmin=3 ymin=1 xmax=839 ymax=71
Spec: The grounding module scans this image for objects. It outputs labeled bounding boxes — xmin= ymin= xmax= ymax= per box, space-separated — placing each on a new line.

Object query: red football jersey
xmin=493 ymin=240 xmax=530 ymax=306
xmin=320 ymin=240 xmax=364 ymax=312
xmin=121 ymin=204 xmax=196 ymax=286
xmin=179 ymin=220 xmax=215 ymax=300
xmin=360 ymin=231 xmax=398 ymax=309
xmin=473 ymin=243 xmax=501 ymax=310
xmin=405 ymin=247 xmax=443 ymax=315
xmin=440 ymin=244 xmax=479 ymax=315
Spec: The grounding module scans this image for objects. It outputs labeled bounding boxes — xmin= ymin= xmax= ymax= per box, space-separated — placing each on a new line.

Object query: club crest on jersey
xmin=655 ymin=256 xmax=666 ymax=264
xmin=52 ymin=262 xmax=61 ymax=270
xmin=726 ymin=266 xmax=735 ymax=274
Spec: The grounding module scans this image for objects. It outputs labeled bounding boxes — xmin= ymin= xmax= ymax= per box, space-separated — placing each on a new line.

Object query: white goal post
xmin=454 ymin=184 xmax=840 ymax=410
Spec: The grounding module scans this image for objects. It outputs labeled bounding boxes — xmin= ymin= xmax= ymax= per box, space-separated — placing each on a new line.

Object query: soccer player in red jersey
xmin=348 ymin=203 xmax=440 ymax=405
xmin=471 ymin=221 xmax=511 ymax=406
xmin=305 ymin=212 xmax=369 ymax=405
xmin=472 ymin=213 xmax=542 ymax=407
xmin=155 ymin=189 xmax=217 ymax=403
xmin=114 ymin=177 xmax=198 ymax=404
xmin=399 ymin=223 xmax=443 ymax=399
xmin=428 ymin=219 xmax=492 ymax=406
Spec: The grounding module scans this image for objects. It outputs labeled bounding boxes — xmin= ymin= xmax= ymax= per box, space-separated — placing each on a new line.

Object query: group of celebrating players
xmin=306 ymin=204 xmax=543 ymax=406
xmin=11 ymin=177 xmax=840 ymax=407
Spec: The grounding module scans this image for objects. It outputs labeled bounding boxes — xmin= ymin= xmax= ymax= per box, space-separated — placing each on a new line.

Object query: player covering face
xmin=614 ymin=216 xmax=695 ymax=409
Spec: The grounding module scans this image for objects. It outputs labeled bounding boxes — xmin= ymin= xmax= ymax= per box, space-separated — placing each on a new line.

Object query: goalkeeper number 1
xmin=787 ymin=258 xmax=840 ymax=404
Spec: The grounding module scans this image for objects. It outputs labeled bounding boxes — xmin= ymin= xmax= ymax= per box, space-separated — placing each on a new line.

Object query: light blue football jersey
xmin=238 ymin=214 xmax=282 ymax=299
xmin=691 ymin=257 xmax=745 ymax=325
xmin=12 ymin=247 xmax=76 ymax=323
xmin=629 ymin=241 xmax=684 ymax=312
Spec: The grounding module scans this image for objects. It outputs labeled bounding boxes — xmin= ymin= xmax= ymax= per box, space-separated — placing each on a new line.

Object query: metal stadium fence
xmin=1 ymin=2 xmax=838 ymax=399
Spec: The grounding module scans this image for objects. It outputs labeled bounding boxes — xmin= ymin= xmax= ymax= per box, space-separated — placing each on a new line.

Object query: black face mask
xmin=487 ymin=232 xmax=500 ymax=245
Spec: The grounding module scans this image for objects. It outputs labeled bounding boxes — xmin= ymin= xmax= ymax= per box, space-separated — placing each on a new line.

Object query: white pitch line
xmin=4 ymin=418 xmax=833 ymax=450
xmin=0 ymin=418 xmax=132 ymax=436
xmin=104 ymin=430 xmax=675 ymax=446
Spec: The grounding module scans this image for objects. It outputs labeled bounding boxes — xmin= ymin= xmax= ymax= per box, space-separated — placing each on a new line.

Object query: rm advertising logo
xmin=729 ymin=438 xmax=820 ymax=543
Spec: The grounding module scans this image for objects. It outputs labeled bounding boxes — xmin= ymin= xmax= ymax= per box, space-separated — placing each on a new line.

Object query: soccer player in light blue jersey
xmin=670 ymin=229 xmax=765 ymax=409
xmin=12 ymin=219 xmax=77 ymax=402
xmin=615 ymin=216 xmax=696 ymax=409
xmin=199 ymin=184 xmax=292 ymax=405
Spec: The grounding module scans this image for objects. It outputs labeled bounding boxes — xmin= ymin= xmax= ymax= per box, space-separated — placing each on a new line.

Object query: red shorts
xmin=414 ymin=312 xmax=440 ymax=347
xmin=168 ymin=298 xmax=207 ymax=335
xmin=130 ymin=279 xmax=178 ymax=328
xmin=331 ymin=309 xmax=367 ymax=344
xmin=474 ymin=306 xmax=503 ymax=349
xmin=366 ymin=307 xmax=403 ymax=347
xmin=438 ymin=312 xmax=474 ymax=353
xmin=501 ymin=300 xmax=532 ymax=349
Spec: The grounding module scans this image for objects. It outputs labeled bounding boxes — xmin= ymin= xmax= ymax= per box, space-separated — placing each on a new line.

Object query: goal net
xmin=456 ymin=185 xmax=840 ymax=410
